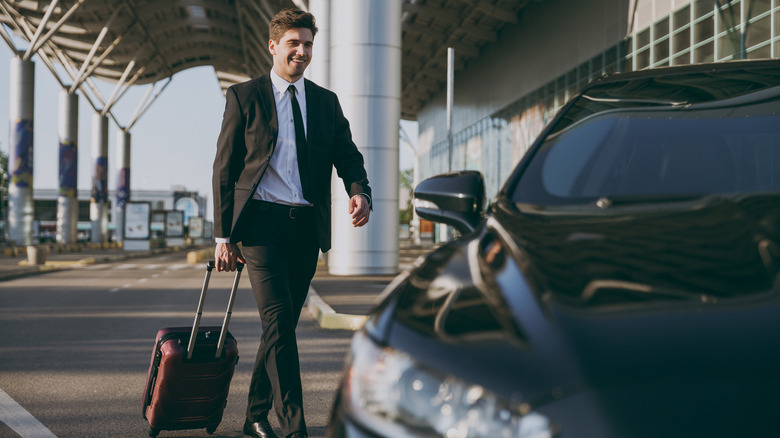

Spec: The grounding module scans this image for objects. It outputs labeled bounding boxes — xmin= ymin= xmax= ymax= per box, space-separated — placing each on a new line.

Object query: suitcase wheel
xmin=207 ymin=425 xmax=217 ymax=434
xmin=148 ymin=427 xmax=160 ymax=438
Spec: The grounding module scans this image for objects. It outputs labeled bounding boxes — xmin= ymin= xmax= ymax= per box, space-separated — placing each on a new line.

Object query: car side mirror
xmin=413 ymin=170 xmax=486 ymax=234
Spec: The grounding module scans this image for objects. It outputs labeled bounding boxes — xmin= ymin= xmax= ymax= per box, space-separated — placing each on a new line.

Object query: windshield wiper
xmin=582 ymin=95 xmax=689 ymax=106
xmin=581 ymin=279 xmax=719 ymax=304
xmin=595 ymin=193 xmax=717 ymax=208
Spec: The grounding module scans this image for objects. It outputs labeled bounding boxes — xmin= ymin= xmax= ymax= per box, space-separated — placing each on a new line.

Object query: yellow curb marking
xmin=306 ymin=288 xmax=367 ymax=331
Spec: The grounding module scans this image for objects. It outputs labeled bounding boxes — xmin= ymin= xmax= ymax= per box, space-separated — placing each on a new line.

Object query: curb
xmin=0 ymin=264 xmax=66 ymax=281
xmin=2 ymin=242 xmax=123 ymax=258
xmin=306 ymin=287 xmax=368 ymax=331
xmin=0 ymin=247 xmax=201 ymax=282
xmin=187 ymin=247 xmax=214 ymax=264
xmin=17 ymin=258 xmax=97 ymax=267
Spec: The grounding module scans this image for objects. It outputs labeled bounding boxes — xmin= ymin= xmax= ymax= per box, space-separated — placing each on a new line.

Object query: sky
xmin=1 ymin=44 xmax=416 ymax=221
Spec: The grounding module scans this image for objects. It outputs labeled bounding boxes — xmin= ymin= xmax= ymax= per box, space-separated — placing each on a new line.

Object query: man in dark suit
xmin=212 ymin=8 xmax=371 ymax=438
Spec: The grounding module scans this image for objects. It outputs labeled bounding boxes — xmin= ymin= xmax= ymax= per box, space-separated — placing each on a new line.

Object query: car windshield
xmin=510 ymin=91 xmax=780 ymax=206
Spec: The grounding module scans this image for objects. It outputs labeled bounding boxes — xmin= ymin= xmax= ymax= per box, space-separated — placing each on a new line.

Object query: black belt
xmin=250 ymin=199 xmax=313 ymax=220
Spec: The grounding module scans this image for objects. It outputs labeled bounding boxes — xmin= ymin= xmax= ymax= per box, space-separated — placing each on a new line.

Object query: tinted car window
xmin=512 ymin=93 xmax=780 ymax=206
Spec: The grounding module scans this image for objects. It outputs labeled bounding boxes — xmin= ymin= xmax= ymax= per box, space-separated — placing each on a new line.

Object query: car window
xmin=511 ymin=98 xmax=780 ymax=206
xmin=541 ymin=117 xmax=615 ymax=197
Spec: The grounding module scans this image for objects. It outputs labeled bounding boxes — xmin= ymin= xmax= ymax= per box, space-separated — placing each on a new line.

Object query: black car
xmin=328 ymin=60 xmax=780 ymax=438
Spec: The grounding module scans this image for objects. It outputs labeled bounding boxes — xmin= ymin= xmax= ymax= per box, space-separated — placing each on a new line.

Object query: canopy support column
xmin=90 ymin=114 xmax=109 ymax=243
xmin=8 ymin=55 xmax=35 ymax=245
xmin=57 ymin=90 xmax=79 ymax=244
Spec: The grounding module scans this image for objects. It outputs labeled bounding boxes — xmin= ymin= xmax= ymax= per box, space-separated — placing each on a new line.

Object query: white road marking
xmin=0 ymin=387 xmax=57 ymax=437
xmin=141 ymin=264 xmax=162 ymax=270
xmin=109 ymin=284 xmax=132 ymax=293
xmin=112 ymin=264 xmax=136 ymax=270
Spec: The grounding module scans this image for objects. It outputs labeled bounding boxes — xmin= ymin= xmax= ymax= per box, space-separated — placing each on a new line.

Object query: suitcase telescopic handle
xmin=187 ymin=261 xmax=244 ymax=360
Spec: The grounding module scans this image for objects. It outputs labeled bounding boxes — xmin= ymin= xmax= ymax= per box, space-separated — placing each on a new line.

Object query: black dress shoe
xmin=243 ymin=418 xmax=279 ymax=438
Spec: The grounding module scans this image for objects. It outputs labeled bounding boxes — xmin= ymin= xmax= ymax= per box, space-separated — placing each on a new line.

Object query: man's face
xmin=269 ymin=28 xmax=313 ymax=82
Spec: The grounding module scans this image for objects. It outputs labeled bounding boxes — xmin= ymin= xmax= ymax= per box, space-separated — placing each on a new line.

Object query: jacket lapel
xmin=304 ymin=79 xmax=316 ymax=147
xmin=256 ymin=73 xmax=278 ymax=140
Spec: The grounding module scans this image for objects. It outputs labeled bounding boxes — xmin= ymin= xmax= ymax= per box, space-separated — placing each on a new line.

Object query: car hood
xmin=383 ymin=193 xmax=780 ymax=404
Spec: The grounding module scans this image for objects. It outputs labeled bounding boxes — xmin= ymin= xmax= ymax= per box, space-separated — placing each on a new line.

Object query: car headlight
xmin=344 ymin=331 xmax=554 ymax=438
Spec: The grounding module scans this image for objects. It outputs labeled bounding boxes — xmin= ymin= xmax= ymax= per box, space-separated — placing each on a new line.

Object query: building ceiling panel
xmin=0 ymin=0 xmax=538 ymax=121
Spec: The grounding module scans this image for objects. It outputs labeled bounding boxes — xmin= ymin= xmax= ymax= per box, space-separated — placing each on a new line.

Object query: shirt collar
xmin=270 ymin=70 xmax=305 ymax=97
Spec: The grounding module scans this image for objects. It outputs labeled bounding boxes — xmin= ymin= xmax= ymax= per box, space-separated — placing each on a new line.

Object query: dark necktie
xmin=288 ymin=84 xmax=312 ymax=202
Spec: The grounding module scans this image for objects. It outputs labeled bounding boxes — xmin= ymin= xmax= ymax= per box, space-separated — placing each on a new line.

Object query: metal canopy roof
xmin=0 ymin=0 xmax=537 ymax=121
xmin=400 ymin=0 xmax=538 ymax=119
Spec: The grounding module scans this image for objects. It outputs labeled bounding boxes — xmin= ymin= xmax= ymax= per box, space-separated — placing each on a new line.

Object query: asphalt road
xmin=0 ymin=252 xmax=356 ymax=438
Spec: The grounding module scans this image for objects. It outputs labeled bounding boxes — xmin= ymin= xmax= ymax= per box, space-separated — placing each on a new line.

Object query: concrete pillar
xmin=90 ymin=114 xmax=109 ymax=243
xmin=115 ymin=130 xmax=130 ymax=242
xmin=8 ymin=55 xmax=35 ymax=245
xmin=307 ymin=0 xmax=331 ymax=87
xmin=328 ymin=0 xmax=402 ymax=275
xmin=57 ymin=91 xmax=78 ymax=244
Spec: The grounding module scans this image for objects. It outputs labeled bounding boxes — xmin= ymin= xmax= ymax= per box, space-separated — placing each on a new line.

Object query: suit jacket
xmin=212 ymin=72 xmax=371 ymax=253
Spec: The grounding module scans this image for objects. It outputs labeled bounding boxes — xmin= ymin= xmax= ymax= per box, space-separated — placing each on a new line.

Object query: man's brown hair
xmin=269 ymin=8 xmax=318 ymax=42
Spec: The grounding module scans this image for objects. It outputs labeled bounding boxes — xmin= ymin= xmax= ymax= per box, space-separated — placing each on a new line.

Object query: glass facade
xmin=419 ymin=0 xmax=780 ymax=198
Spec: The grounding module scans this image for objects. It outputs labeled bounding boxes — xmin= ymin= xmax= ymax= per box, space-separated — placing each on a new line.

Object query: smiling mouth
xmin=291 ymin=58 xmax=306 ymax=64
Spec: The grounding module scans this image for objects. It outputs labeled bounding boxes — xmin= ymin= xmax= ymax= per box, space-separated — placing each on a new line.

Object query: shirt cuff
xmin=214 ymin=237 xmax=231 ymax=244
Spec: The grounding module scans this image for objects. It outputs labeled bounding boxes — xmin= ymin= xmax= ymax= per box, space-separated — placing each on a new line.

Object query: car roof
xmin=582 ymin=59 xmax=780 ymax=104
xmin=543 ymin=59 xmax=780 ymax=136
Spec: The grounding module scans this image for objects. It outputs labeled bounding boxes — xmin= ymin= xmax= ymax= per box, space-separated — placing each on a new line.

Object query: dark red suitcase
xmin=142 ymin=262 xmax=243 ymax=437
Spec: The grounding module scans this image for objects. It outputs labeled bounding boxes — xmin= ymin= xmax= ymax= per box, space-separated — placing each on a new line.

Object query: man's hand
xmin=349 ymin=194 xmax=370 ymax=227
xmin=214 ymin=242 xmax=245 ymax=272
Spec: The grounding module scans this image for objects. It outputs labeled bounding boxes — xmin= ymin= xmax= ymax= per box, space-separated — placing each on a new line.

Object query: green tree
xmin=0 ymin=145 xmax=7 ymax=194
xmin=1 ymin=145 xmax=7 ymax=227
xmin=399 ymin=168 xmax=413 ymax=224
xmin=399 ymin=167 xmax=413 ymax=190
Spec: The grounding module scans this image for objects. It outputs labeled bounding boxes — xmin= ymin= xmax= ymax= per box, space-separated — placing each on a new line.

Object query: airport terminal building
xmin=412 ymin=0 xmax=780 ymax=198
xmin=2 ymin=0 xmax=778 ymax=270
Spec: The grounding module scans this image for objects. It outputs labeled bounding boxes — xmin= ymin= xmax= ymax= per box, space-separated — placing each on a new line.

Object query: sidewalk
xmin=0 ymin=244 xmax=185 ymax=282
xmin=1 ymin=242 xmax=435 ymax=331
xmin=307 ymin=245 xmax=432 ymax=329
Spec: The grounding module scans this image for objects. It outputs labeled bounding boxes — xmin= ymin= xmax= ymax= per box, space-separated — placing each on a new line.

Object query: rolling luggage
xmin=142 ymin=261 xmax=243 ymax=437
